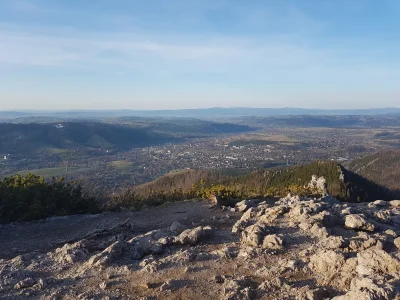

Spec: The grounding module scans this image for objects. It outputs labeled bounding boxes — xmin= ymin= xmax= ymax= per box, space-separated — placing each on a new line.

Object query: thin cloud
xmin=0 ymin=23 xmax=329 ymax=73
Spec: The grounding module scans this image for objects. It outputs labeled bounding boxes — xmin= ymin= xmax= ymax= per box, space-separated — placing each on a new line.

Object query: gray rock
xmin=309 ymin=250 xmax=346 ymax=275
xmin=384 ymin=229 xmax=397 ymax=237
xmin=160 ymin=279 xmax=188 ymax=292
xmin=349 ymin=237 xmax=382 ymax=252
xmin=175 ymin=226 xmax=213 ymax=246
xmin=373 ymin=210 xmax=392 ymax=224
xmin=169 ymin=221 xmax=187 ymax=234
xmin=14 ymin=278 xmax=36 ymax=290
xmin=371 ymin=200 xmax=390 ymax=207
xmin=88 ymin=240 xmax=128 ymax=266
xmin=356 ymin=249 xmax=400 ymax=276
xmin=232 ymin=209 xmax=255 ymax=233
xmin=32 ymin=278 xmax=46 ymax=290
xmin=262 ymin=234 xmax=283 ymax=250
xmin=213 ymin=247 xmax=239 ymax=259
xmin=235 ymin=200 xmax=257 ymax=212
xmin=241 ymin=223 xmax=266 ymax=247
xmin=332 ymin=277 xmax=394 ymax=299
xmin=53 ymin=241 xmax=89 ymax=264
xmin=389 ymin=200 xmax=400 ymax=207
xmin=99 ymin=281 xmax=110 ymax=290
xmin=310 ymin=223 xmax=329 ymax=238
xmin=305 ymin=287 xmax=333 ymax=300
xmin=320 ymin=196 xmax=341 ymax=205
xmin=223 ymin=278 xmax=252 ymax=300
xmin=319 ymin=236 xmax=346 ymax=250
xmin=394 ymin=237 xmax=400 ymax=249
xmin=345 ymin=214 xmax=375 ymax=232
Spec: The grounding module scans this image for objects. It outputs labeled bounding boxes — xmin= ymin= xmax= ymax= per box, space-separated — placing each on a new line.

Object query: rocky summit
xmin=1 ymin=195 xmax=400 ymax=299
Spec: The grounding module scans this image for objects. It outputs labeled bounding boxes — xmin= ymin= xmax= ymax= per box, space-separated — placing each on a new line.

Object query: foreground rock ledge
xmin=1 ymin=195 xmax=400 ymax=299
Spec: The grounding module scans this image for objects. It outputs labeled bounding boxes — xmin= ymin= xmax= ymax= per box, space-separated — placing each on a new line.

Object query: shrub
xmin=0 ymin=173 xmax=98 ymax=224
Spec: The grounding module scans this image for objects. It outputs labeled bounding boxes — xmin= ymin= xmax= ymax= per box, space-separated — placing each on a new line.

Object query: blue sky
xmin=0 ymin=0 xmax=399 ymax=110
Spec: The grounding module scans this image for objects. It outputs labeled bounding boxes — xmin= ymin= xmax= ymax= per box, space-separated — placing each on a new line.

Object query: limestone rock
xmin=373 ymin=210 xmax=392 ymax=224
xmin=309 ymin=250 xmax=346 ymax=275
xmin=308 ymin=175 xmax=326 ymax=194
xmin=356 ymin=249 xmax=400 ymax=276
xmin=320 ymin=196 xmax=341 ymax=205
xmin=276 ymin=193 xmax=302 ymax=206
xmin=319 ymin=236 xmax=346 ymax=250
xmin=241 ymin=223 xmax=266 ymax=247
xmin=223 ymin=278 xmax=252 ymax=300
xmin=345 ymin=214 xmax=375 ymax=232
xmin=99 ymin=281 xmax=110 ymax=290
xmin=175 ymin=226 xmax=213 ymax=246
xmin=262 ymin=234 xmax=283 ymax=250
xmin=371 ymin=200 xmax=390 ymax=207
xmin=89 ymin=240 xmax=127 ymax=266
xmin=389 ymin=200 xmax=400 ymax=207
xmin=232 ymin=209 xmax=255 ymax=234
xmin=53 ymin=241 xmax=89 ymax=264
xmin=235 ymin=200 xmax=257 ymax=212
xmin=14 ymin=278 xmax=36 ymax=290
xmin=310 ymin=223 xmax=329 ymax=238
xmin=332 ymin=277 xmax=394 ymax=300
xmin=170 ymin=221 xmax=187 ymax=234
xmin=160 ymin=279 xmax=188 ymax=292
xmin=305 ymin=287 xmax=334 ymax=300
xmin=394 ymin=237 xmax=400 ymax=249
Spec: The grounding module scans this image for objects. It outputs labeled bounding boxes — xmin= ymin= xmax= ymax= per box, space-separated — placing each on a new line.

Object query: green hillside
xmin=109 ymin=161 xmax=392 ymax=210
xmin=345 ymin=150 xmax=400 ymax=197
xmin=0 ymin=120 xmax=251 ymax=155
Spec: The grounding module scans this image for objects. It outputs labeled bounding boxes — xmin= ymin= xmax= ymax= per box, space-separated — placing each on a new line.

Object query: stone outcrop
xmin=2 ymin=194 xmax=400 ymax=299
xmin=344 ymin=214 xmax=375 ymax=232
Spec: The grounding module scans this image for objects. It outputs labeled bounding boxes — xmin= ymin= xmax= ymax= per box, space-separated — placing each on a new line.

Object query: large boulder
xmin=345 ymin=214 xmax=375 ymax=232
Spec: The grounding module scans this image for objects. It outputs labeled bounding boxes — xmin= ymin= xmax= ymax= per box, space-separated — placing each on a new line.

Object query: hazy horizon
xmin=1 ymin=0 xmax=400 ymax=110
xmin=1 ymin=106 xmax=400 ymax=112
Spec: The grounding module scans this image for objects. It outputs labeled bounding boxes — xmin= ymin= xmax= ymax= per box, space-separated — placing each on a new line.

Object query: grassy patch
xmin=109 ymin=160 xmax=133 ymax=169
xmin=110 ymin=160 xmax=135 ymax=173
xmin=43 ymin=148 xmax=72 ymax=154
xmin=16 ymin=167 xmax=82 ymax=177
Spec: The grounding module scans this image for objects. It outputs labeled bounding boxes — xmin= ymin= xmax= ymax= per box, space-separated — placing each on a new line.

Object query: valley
xmin=0 ymin=115 xmax=399 ymax=194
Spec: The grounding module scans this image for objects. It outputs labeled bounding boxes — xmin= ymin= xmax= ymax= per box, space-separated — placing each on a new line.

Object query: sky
xmin=0 ymin=0 xmax=400 ymax=110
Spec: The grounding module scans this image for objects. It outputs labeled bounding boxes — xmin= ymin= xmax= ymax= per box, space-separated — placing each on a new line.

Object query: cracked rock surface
xmin=1 ymin=196 xmax=400 ymax=299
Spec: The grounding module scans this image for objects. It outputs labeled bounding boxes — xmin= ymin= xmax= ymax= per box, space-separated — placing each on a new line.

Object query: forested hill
xmin=0 ymin=120 xmax=251 ymax=155
xmin=131 ymin=161 xmax=393 ymax=203
xmin=345 ymin=150 xmax=400 ymax=198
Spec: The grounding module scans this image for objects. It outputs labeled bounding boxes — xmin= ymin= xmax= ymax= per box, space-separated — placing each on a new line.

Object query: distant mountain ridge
xmin=1 ymin=107 xmax=400 ymax=119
